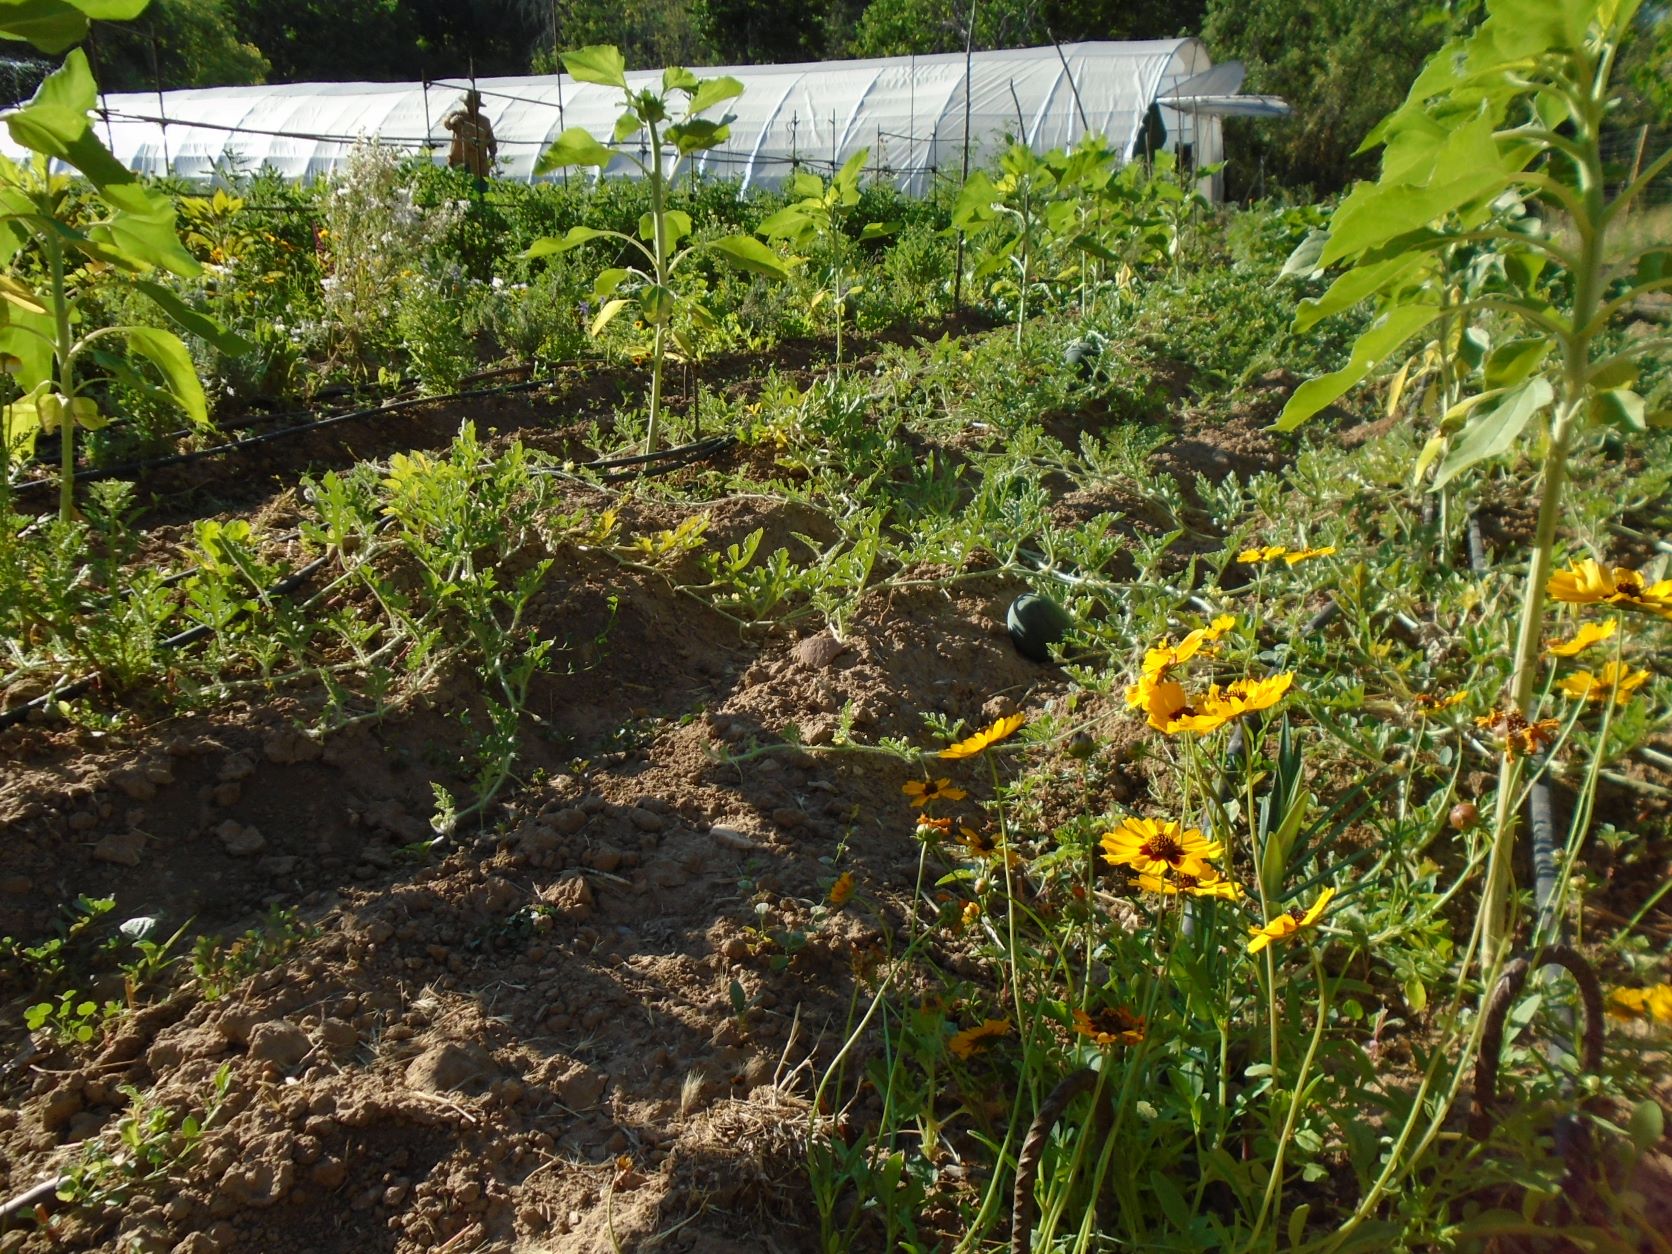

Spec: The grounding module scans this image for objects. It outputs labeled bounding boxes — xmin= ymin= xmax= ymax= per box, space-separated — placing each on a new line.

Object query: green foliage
xmin=758 ymin=149 xmax=892 ymax=368
xmin=0 ymin=894 xmax=115 ymax=992
xmin=24 ymin=988 xmax=122 ymax=1043
xmin=89 ymin=0 xmax=268 ymax=90
xmin=0 ymin=45 xmax=245 ymax=515
xmin=59 ymin=1064 xmax=232 ymax=1211
xmin=0 ymin=0 xmax=148 ymax=55
xmin=190 ymin=907 xmax=313 ymax=999
xmin=1277 ymin=0 xmax=1670 ymax=462
xmin=847 ymin=0 xmax=1203 ymax=58
xmin=527 ymin=46 xmax=790 ymax=451
xmin=1202 ymin=0 xmax=1458 ymax=198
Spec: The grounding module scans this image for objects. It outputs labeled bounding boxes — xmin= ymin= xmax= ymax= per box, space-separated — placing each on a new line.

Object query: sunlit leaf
xmin=1431 ymin=376 xmax=1552 ymax=488
xmin=561 ymin=45 xmax=627 ymax=89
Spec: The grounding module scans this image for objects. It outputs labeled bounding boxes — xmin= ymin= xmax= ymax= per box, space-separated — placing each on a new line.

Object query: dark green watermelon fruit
xmin=1007 ymin=592 xmax=1071 ymax=663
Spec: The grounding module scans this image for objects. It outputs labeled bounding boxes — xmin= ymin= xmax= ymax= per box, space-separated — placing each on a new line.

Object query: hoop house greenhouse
xmin=37 ymin=40 xmax=1285 ymax=197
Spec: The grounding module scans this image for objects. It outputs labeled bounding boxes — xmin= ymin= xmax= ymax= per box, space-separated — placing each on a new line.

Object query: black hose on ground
xmin=8 ymin=374 xmax=555 ymax=499
xmin=1471 ymin=945 xmax=1604 ymax=1175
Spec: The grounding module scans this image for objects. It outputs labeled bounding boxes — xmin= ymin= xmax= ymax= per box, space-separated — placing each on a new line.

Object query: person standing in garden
xmin=444 ymin=90 xmax=498 ymax=190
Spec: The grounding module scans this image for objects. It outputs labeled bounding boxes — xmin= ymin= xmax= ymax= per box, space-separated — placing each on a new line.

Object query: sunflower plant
xmin=756 ymin=149 xmax=893 ymax=374
xmin=1274 ymin=0 xmax=1671 ymax=965
xmin=0 ymin=44 xmax=247 ymax=516
xmin=525 ymin=46 xmax=791 ymax=454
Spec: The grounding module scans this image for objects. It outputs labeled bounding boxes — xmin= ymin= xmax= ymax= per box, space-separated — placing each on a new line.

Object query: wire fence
xmin=99 ymin=98 xmax=963 ymax=189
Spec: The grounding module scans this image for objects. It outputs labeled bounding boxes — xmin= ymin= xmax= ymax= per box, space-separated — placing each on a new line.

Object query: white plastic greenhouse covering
xmin=27 ymin=40 xmax=1286 ymax=199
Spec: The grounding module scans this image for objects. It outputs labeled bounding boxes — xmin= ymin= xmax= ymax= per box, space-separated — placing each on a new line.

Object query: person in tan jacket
xmin=444 ymin=91 xmax=498 ymax=185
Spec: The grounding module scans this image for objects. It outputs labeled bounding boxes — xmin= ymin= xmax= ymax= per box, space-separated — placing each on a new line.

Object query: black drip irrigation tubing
xmin=1470 ymin=944 xmax=1605 ymax=1175
xmin=7 ymin=374 xmax=559 ymax=500
xmin=0 ymin=434 xmax=738 ymax=733
xmin=1462 ymin=511 xmax=1591 ymax=1167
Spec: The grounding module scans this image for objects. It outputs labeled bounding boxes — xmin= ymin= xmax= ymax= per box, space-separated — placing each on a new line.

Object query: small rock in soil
xmin=263 ymin=729 xmax=323 ymax=764
xmin=247 ymin=1020 xmax=311 ymax=1069
xmin=792 ymin=632 xmax=849 ymax=668
xmin=585 ymin=847 xmax=624 ymax=872
xmin=405 ymin=1041 xmax=499 ymax=1096
xmin=310 ymin=1157 xmax=347 ymax=1189
xmin=216 ymin=754 xmax=256 ymax=783
xmin=216 ymin=1010 xmax=260 ymax=1047
xmin=518 ymin=824 xmax=561 ymax=856
xmin=218 ymin=1159 xmax=293 ymax=1209
xmin=40 ymin=1087 xmax=82 ymax=1133
xmin=112 ymin=770 xmax=157 ymax=801
xmin=215 ymin=820 xmax=266 ymax=856
xmin=549 ymin=807 xmax=587 ymax=834
xmin=709 ymin=824 xmax=766 ymax=853
xmin=317 ymin=1018 xmax=358 ymax=1056
xmin=540 ymin=877 xmax=593 ymax=921
xmin=552 ymin=1064 xmax=606 ymax=1110
xmin=93 ymin=831 xmax=146 ymax=867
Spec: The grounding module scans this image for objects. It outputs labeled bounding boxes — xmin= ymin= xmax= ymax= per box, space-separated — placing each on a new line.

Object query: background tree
xmin=1201 ymin=0 xmax=1454 ymax=199
xmin=694 ymin=0 xmax=863 ymax=65
xmin=89 ymin=0 xmax=268 ymax=91
xmin=534 ymin=0 xmax=711 ymax=72
xmin=847 ymin=0 xmax=1203 ymax=59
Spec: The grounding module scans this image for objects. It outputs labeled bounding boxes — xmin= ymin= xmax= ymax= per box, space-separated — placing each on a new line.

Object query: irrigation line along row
xmin=1460 ymin=512 xmax=1561 ymax=933
xmin=1464 ymin=510 xmax=1593 ymax=1164
xmin=0 ymin=435 xmax=737 ymax=733
xmin=7 ymin=375 xmax=562 ymax=500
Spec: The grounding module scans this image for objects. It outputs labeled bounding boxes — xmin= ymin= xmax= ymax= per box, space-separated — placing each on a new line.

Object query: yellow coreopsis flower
xmin=1411 ymin=690 xmax=1468 ymax=713
xmin=901 ymin=777 xmax=969 ymax=807
xmin=958 ymin=825 xmax=1020 ymax=867
xmin=948 ymin=1016 xmax=1012 ymax=1058
xmin=1545 ymin=618 xmax=1618 ymax=657
xmin=1126 ymin=618 xmax=1238 ymax=709
xmin=1205 ymin=673 xmax=1296 ymax=720
xmin=827 ymin=871 xmax=855 ymax=907
xmin=1072 ymin=1005 xmax=1146 ymax=1047
xmin=1555 ymin=660 xmax=1650 ymax=705
xmin=1238 ymin=545 xmax=1336 ymax=566
xmin=1607 ymin=984 xmax=1672 ymax=1024
xmin=1283 ymin=545 xmax=1337 ymax=565
xmin=1247 ymin=887 xmax=1336 ymax=955
xmin=939 ymin=713 xmax=1025 ymax=759
xmin=1548 ymin=559 xmax=1672 ymax=619
xmin=1135 ymin=868 xmax=1243 ymax=900
xmin=1135 ymin=665 xmax=1294 ymax=735
xmin=1101 ymin=817 xmax=1222 ymax=878
xmin=1476 ymin=708 xmax=1561 ymax=758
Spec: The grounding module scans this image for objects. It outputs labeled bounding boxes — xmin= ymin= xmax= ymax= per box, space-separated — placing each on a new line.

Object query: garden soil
xmin=1 ymin=349 xmax=1667 ymax=1253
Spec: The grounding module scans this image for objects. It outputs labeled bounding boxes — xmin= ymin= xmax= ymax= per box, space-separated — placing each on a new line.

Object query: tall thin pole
xmin=1046 ymin=28 xmax=1089 ymax=136
xmin=953 ymin=0 xmax=977 ymax=310
xmin=149 ymin=25 xmax=170 ymax=174
xmin=421 ymin=79 xmax=433 ymax=159
xmin=908 ymin=52 xmax=916 ymax=192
